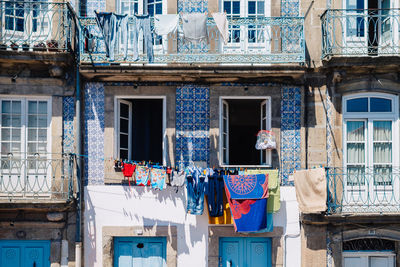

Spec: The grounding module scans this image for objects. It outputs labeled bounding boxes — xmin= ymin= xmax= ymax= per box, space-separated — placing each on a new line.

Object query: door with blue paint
xmin=0 ymin=240 xmax=50 ymax=267
xmin=114 ymin=237 xmax=166 ymax=267
xmin=219 ymin=237 xmax=271 ymax=267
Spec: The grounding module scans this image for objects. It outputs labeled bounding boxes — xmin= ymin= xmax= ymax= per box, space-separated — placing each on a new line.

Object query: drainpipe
xmin=71 ymin=6 xmax=83 ymax=266
xmin=283 ymin=233 xmax=301 ymax=267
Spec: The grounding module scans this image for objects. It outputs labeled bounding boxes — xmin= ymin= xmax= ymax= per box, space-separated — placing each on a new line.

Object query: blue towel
xmin=223 ymin=174 xmax=269 ymax=199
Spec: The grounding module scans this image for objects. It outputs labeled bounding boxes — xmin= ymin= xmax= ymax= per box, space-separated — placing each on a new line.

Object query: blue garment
xmin=229 ymin=198 xmax=268 ymax=232
xmin=95 ymin=11 xmax=128 ymax=61
xmin=224 ymin=174 xmax=269 ymax=199
xmin=132 ymin=15 xmax=154 ymax=63
xmin=186 ymin=176 xmax=205 ymax=215
xmin=207 ymin=174 xmax=224 ymax=217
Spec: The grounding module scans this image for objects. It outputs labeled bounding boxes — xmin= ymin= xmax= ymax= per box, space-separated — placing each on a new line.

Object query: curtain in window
xmin=347 ymin=121 xmax=365 ymax=185
xmin=373 ymin=121 xmax=392 ymax=185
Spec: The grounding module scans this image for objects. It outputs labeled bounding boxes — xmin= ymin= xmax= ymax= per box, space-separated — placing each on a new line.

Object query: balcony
xmin=321 ymin=9 xmax=400 ymax=58
xmin=0 ymin=153 xmax=76 ymax=203
xmin=326 ymin=167 xmax=400 ymax=214
xmin=0 ymin=1 xmax=76 ymax=54
xmin=79 ymin=16 xmax=305 ymax=65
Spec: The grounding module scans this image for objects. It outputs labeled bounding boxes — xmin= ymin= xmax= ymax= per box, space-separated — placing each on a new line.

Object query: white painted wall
xmin=84 ymin=185 xmax=301 ymax=267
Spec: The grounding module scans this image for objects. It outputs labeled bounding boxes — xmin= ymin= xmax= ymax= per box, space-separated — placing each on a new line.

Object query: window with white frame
xmin=220 ymin=97 xmax=271 ymax=166
xmin=0 ymin=98 xmax=51 ymax=157
xmin=342 ymin=238 xmax=396 ymax=267
xmin=117 ymin=0 xmax=163 ymax=16
xmin=221 ymin=0 xmax=270 ymax=52
xmin=116 ymin=97 xmax=165 ymax=164
xmin=343 ymin=93 xmax=399 ymax=187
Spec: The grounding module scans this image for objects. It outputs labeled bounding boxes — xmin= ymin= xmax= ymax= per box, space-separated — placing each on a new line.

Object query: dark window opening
xmin=228 ymin=99 xmax=263 ymax=165
xmin=119 ymin=99 xmax=163 ymax=164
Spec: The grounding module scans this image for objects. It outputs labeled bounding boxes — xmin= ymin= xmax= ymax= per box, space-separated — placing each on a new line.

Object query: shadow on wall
xmin=85 ymin=184 xmax=209 ymax=265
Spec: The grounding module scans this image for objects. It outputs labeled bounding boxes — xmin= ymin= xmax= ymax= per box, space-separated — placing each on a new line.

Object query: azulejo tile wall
xmin=84 ymin=83 xmax=105 ymax=185
xmin=85 ymin=0 xmax=106 ymax=16
xmin=63 ymin=97 xmax=75 ymax=154
xmin=176 ymin=85 xmax=210 ymax=169
xmin=280 ymin=87 xmax=301 ymax=185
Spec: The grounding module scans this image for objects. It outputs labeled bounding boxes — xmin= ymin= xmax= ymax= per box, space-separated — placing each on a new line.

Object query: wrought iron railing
xmin=326 ymin=167 xmax=400 ymax=214
xmin=321 ymin=9 xmax=400 ymax=58
xmin=0 ymin=1 xmax=77 ymax=52
xmin=0 ymin=153 xmax=76 ymax=201
xmin=79 ymin=16 xmax=305 ymax=64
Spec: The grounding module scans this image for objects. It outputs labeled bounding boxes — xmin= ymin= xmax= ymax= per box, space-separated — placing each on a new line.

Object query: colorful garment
xmin=225 ymin=187 xmax=268 ymax=232
xmin=223 ymin=174 xmax=268 ymax=199
xmin=150 ymin=168 xmax=167 ymax=190
xmin=207 ymin=190 xmax=234 ymax=224
xmin=135 ymin=165 xmax=150 ymax=186
xmin=244 ymin=170 xmax=280 ymax=213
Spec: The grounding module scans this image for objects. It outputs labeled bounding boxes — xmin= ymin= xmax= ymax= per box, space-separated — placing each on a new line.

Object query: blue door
xmin=0 ymin=240 xmax=50 ymax=267
xmin=114 ymin=237 xmax=166 ymax=267
xmin=219 ymin=237 xmax=271 ymax=267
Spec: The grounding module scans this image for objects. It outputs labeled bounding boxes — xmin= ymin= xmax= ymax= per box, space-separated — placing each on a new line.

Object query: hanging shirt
xmin=154 ymin=14 xmax=180 ymax=36
xmin=181 ymin=13 xmax=208 ymax=43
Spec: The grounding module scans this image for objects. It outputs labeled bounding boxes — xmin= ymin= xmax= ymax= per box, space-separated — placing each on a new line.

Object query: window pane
xmin=38 ymin=101 xmax=47 ymax=114
xmin=37 ymin=115 xmax=47 ymax=127
xmin=232 ymin=1 xmax=240 ymax=14
xmin=38 ymin=129 xmax=47 ymax=142
xmin=257 ymin=1 xmax=264 ymax=14
xmin=346 ymin=167 xmax=365 ymax=186
xmin=347 ymin=143 xmax=365 ymax=163
xmin=120 ymin=118 xmax=129 ymax=133
xmin=28 ymin=115 xmax=37 ymax=127
xmin=370 ymin=97 xmax=392 ymax=112
xmin=11 ymin=129 xmax=20 ymax=141
xmin=373 ymin=121 xmax=391 ymax=141
xmin=120 ymin=134 xmax=128 ymax=149
xmin=248 ymin=1 xmax=256 ymax=14
xmin=1 ymin=143 xmax=10 ymax=153
xmin=155 ymin=3 xmax=162 ymax=14
xmin=120 ymin=149 xmax=128 ymax=160
xmin=12 ymin=101 xmax=21 ymax=114
xmin=28 ymin=101 xmax=38 ymax=114
xmin=347 ymin=121 xmax=364 ymax=141
xmin=2 ymin=101 xmax=11 ymax=113
xmin=347 ymin=98 xmax=368 ymax=112
xmin=28 ymin=129 xmax=37 ymax=141
xmin=1 ymin=129 xmax=10 ymax=141
xmin=224 ymin=1 xmax=231 ymax=13
xmin=373 ymin=143 xmax=392 ymax=163
xmin=2 ymin=115 xmax=11 ymax=127
xmin=11 ymin=115 xmax=21 ymax=127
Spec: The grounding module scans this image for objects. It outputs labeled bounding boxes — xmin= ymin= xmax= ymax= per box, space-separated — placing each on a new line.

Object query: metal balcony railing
xmin=79 ymin=16 xmax=305 ymax=64
xmin=326 ymin=167 xmax=400 ymax=214
xmin=0 ymin=1 xmax=77 ymax=52
xmin=0 ymin=153 xmax=76 ymax=202
xmin=321 ymin=9 xmax=400 ymax=58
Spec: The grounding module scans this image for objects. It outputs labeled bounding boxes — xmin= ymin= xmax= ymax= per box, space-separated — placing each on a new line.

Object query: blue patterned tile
xmin=280 ymin=87 xmax=301 ymax=185
xmin=84 ymin=82 xmax=105 ymax=185
xmin=176 ymin=85 xmax=210 ymax=169
xmin=63 ymin=97 xmax=75 ymax=154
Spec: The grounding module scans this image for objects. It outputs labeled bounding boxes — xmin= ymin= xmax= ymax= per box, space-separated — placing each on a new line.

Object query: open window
xmin=220 ymin=97 xmax=271 ymax=167
xmin=116 ymin=97 xmax=166 ymax=165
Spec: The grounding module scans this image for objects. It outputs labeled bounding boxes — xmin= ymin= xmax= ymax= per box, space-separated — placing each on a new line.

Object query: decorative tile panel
xmin=176 ymin=85 xmax=210 ymax=169
xmin=84 ymin=83 xmax=105 ymax=185
xmin=280 ymin=87 xmax=301 ymax=185
xmin=63 ymin=97 xmax=75 ymax=154
xmin=326 ymin=89 xmax=334 ymax=167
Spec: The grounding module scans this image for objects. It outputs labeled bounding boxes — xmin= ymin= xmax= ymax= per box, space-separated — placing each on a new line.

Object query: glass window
xmin=347 ymin=98 xmax=368 ymax=112
xmin=370 ymin=97 xmax=392 ymax=112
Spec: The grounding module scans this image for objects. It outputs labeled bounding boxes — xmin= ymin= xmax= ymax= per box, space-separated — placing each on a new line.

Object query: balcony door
xmin=343 ymin=94 xmax=399 ymax=213
xmin=221 ymin=0 xmax=271 ymax=54
xmin=344 ymin=0 xmax=396 ymax=54
xmin=3 ymin=0 xmax=51 ymax=45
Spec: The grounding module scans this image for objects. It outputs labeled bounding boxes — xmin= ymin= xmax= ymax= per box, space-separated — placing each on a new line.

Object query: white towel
xmin=212 ymin=12 xmax=229 ymax=45
xmin=181 ymin=13 xmax=208 ymax=43
xmin=154 ymin=14 xmax=179 ymax=36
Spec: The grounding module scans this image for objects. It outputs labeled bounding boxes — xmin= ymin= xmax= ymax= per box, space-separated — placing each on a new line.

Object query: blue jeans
xmin=133 ymin=15 xmax=154 ymax=63
xmin=207 ymin=175 xmax=224 ymax=217
xmin=186 ymin=176 xmax=205 ymax=215
xmin=95 ymin=12 xmax=128 ymax=61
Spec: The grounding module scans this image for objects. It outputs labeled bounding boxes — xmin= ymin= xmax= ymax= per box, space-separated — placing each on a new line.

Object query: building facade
xmin=0 ymin=2 xmax=79 ymax=266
